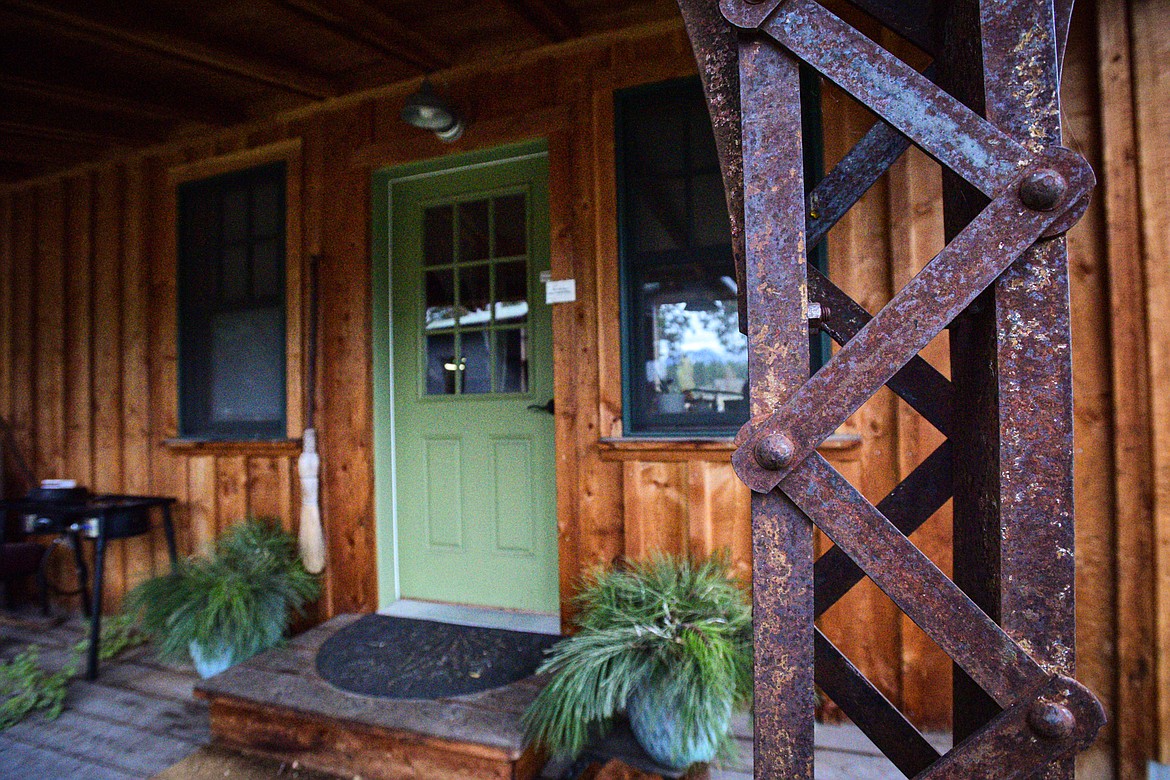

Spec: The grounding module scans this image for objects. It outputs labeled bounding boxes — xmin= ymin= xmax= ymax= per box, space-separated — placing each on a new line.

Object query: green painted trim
xmin=371 ymin=139 xmax=550 ymax=610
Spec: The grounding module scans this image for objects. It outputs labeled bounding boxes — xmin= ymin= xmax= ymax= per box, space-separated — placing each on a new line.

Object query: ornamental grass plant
xmin=522 ymin=553 xmax=751 ymax=767
xmin=125 ymin=519 xmax=318 ymax=672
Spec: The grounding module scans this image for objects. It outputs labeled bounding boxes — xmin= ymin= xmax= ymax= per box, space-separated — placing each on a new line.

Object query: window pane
xmin=210 ymin=307 xmax=285 ymax=423
xmin=252 ymin=183 xmax=282 ymax=238
xmin=222 ymin=244 xmax=249 ymax=303
xmin=222 ymin=188 xmax=248 ymax=244
xmin=691 ymin=173 xmax=733 ymax=247
xmin=495 ymin=328 xmax=528 ymax=393
xmin=425 ymin=269 xmax=455 ymax=329
xmin=493 ymin=194 xmax=526 ymax=257
xmin=632 ymin=178 xmax=686 ymax=253
xmin=495 ymin=261 xmax=528 ymax=325
xmin=253 ymin=238 xmax=282 ymax=298
xmin=461 ymin=330 xmax=491 ymax=394
xmin=425 ymin=333 xmax=458 ymax=395
xmin=458 ymin=200 xmax=489 ymax=262
xmin=624 ymin=97 xmax=686 ymax=176
xmin=643 ymin=297 xmax=747 ymax=421
xmin=424 ymin=205 xmax=454 ymax=266
xmin=459 ymin=264 xmax=491 ymax=327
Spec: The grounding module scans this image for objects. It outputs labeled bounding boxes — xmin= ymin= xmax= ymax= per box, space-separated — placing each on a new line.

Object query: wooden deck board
xmin=2 ymin=610 xmax=929 ymax=779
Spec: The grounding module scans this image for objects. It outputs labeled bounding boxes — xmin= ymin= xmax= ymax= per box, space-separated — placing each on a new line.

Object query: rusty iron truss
xmin=675 ymin=0 xmax=1105 ymax=776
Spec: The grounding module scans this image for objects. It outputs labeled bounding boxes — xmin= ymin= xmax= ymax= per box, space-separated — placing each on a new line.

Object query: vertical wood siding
xmin=0 ymin=2 xmax=1161 ymax=774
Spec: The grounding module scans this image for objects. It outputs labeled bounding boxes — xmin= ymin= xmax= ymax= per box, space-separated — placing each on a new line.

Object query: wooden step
xmin=195 ymin=614 xmax=546 ymax=780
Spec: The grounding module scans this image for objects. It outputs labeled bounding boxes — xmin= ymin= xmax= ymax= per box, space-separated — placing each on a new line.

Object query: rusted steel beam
xmin=749 ymin=0 xmax=1031 ymax=196
xmin=980 ymin=4 xmax=1078 ymax=777
xmin=806 ymin=117 xmax=911 ymax=250
xmin=739 ymin=35 xmax=816 ymax=779
xmin=920 ymin=676 xmax=1106 ymax=779
xmin=733 ymin=147 xmax=1093 ymax=494
xmin=676 ymin=0 xmax=747 ymax=331
xmin=787 ymin=454 xmax=1049 ymax=706
xmin=814 ymin=630 xmax=941 ymax=777
xmin=814 ymin=442 xmax=953 ymax=616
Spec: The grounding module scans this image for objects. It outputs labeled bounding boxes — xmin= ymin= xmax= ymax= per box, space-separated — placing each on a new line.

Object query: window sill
xmin=597 ymin=432 xmax=862 ymax=462
xmin=163 ymin=438 xmax=302 ymax=457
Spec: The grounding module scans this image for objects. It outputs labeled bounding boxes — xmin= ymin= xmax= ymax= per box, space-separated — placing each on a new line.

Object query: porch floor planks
xmin=0 ymin=611 xmax=209 ymax=780
xmin=3 ymin=610 xmax=939 ymax=780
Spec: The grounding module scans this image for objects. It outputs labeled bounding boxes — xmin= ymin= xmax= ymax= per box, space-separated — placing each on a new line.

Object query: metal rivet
xmin=1018 ymin=169 xmax=1067 ymax=211
xmin=1027 ymin=701 xmax=1076 ymax=740
xmin=755 ymin=434 xmax=795 ymax=471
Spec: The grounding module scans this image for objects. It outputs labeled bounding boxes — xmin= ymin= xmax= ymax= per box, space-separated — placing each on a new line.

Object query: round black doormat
xmin=315 ymin=614 xmax=561 ymax=700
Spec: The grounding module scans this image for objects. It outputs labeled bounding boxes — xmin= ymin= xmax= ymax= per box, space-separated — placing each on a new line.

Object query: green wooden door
xmin=374 ymin=145 xmax=557 ymax=613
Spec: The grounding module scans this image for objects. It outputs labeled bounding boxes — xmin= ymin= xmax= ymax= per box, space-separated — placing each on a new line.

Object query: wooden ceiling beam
xmin=1 ymin=0 xmax=340 ymax=99
xmin=0 ymin=120 xmax=148 ymax=148
xmin=273 ymin=0 xmax=449 ymax=72
xmin=0 ymin=74 xmax=240 ymax=127
xmin=499 ymin=0 xmax=580 ymax=42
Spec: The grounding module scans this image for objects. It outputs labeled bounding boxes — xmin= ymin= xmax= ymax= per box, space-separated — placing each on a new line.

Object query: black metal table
xmin=0 ymin=494 xmax=178 ymax=679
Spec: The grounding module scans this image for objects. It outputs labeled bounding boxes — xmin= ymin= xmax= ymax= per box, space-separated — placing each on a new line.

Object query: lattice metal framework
xmin=674 ymin=0 xmax=1106 ymax=776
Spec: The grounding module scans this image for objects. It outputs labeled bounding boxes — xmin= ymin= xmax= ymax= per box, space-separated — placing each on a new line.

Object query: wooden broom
xmin=298 ymin=256 xmax=326 ymax=574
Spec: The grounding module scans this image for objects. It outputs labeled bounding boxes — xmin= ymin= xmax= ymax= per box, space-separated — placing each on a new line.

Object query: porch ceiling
xmin=0 ymin=0 xmax=678 ymax=184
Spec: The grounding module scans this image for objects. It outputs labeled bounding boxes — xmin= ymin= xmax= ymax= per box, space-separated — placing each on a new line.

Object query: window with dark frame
xmin=616 ymin=76 xmax=825 ymax=436
xmin=178 ymin=162 xmax=287 ymax=440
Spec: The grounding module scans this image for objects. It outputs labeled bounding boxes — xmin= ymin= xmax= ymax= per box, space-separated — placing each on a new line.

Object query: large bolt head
xmin=1019 ymin=169 xmax=1068 ymax=211
xmin=1027 ymin=701 xmax=1076 ymax=740
xmin=755 ymin=433 xmax=796 ymax=471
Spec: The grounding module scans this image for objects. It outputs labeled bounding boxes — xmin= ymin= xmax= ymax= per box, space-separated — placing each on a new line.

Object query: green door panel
xmin=372 ymin=143 xmax=557 ymax=613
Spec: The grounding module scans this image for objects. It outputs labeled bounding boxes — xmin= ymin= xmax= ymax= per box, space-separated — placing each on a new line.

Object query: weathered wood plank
xmin=33 ymin=181 xmax=66 ymax=481
xmin=317 ymin=103 xmax=377 ymax=616
xmin=3 ymin=708 xmax=201 ymax=776
xmin=121 ymin=161 xmax=155 ymax=591
xmin=8 ymin=190 xmax=36 ymax=482
xmin=1094 ymin=1 xmax=1154 ymax=776
xmin=0 ymin=191 xmax=13 ymax=431
xmin=188 ymin=455 xmax=217 ymax=555
xmin=92 ymin=165 xmax=126 ymax=613
xmin=63 ymin=174 xmax=95 ymax=495
xmin=0 ymin=740 xmax=137 ymax=780
xmin=1132 ymin=0 xmax=1170 ymax=763
xmin=623 ymin=461 xmax=687 ymax=560
xmin=215 ymin=454 xmax=249 ymax=532
xmin=145 ymin=151 xmax=191 ymax=560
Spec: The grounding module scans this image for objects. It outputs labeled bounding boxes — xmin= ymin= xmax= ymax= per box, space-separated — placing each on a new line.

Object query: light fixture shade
xmin=401 ymin=80 xmax=465 ymax=142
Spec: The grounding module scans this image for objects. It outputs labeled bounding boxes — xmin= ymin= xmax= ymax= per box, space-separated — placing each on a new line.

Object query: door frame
xmin=371 ymin=139 xmax=554 ymax=610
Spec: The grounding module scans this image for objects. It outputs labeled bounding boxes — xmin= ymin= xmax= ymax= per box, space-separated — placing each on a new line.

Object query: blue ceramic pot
xmin=626 ymin=678 xmax=732 ymax=772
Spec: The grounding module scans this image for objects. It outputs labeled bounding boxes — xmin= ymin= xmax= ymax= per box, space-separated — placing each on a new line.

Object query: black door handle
xmin=527 ymin=398 xmax=555 ymax=415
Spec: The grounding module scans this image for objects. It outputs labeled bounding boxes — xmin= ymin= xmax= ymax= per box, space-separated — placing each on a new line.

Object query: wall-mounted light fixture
xmin=400 ymin=80 xmax=465 ymax=142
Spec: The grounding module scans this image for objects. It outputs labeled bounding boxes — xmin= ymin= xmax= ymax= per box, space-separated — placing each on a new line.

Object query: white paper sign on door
xmin=545 ymin=278 xmax=577 ymax=304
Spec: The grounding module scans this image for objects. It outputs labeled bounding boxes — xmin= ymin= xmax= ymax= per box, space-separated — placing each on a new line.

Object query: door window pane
xmin=462 ymin=330 xmax=492 ymax=394
xmin=424 ymin=205 xmax=454 ymax=266
xmin=493 ymin=194 xmax=527 ymax=257
xmin=426 ymin=333 xmax=459 ymax=395
xmin=421 ymin=189 xmax=533 ymax=396
xmin=495 ymin=328 xmax=528 ymax=393
xmin=458 ymin=200 xmax=490 ymax=262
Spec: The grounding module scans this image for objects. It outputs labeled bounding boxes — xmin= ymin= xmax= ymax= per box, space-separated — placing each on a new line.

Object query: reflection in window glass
xmin=459 ymin=264 xmax=491 ymax=326
xmin=618 ymin=79 xmax=747 ymax=434
xmin=426 ymin=333 xmax=458 ymax=395
xmin=458 ymin=200 xmax=490 ymax=262
xmin=422 ymin=191 xmax=532 ymax=396
xmin=494 ymin=195 xmax=527 ymax=257
xmin=462 ymin=330 xmax=492 ymax=394
xmin=424 ymin=205 xmax=454 ymax=266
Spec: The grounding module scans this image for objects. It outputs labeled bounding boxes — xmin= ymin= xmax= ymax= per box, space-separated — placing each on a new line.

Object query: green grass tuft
xmin=521 ymin=553 xmax=751 ymax=760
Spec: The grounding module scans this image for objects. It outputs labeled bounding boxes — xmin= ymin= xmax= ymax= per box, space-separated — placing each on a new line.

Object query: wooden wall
xmin=0 ymin=1 xmax=1165 ymax=776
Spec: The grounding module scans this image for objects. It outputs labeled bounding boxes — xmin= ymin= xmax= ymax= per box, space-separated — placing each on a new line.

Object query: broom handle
xmin=299 ymin=256 xmax=326 ymax=574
